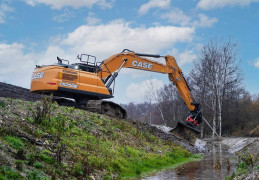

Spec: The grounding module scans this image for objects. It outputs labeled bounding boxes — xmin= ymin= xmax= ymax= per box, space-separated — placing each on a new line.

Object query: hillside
xmin=0 ymin=96 xmax=200 ymax=179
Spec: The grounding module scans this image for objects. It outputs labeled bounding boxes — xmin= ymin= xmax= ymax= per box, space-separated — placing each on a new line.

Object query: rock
xmin=194 ymin=139 xmax=207 ymax=152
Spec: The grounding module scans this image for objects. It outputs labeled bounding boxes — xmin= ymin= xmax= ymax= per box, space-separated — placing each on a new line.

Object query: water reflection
xmin=142 ymin=141 xmax=236 ymax=180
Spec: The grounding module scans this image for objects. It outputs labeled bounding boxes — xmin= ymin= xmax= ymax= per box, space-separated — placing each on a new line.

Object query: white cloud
xmin=0 ymin=43 xmax=72 ymax=88
xmin=161 ymin=8 xmax=191 ymax=26
xmin=171 ymin=48 xmax=197 ymax=66
xmin=120 ymin=68 xmax=156 ymax=79
xmin=0 ymin=3 xmax=14 ymax=23
xmin=53 ymin=9 xmax=74 ymax=22
xmin=125 ymin=79 xmax=164 ymax=102
xmin=85 ymin=12 xmax=101 ymax=25
xmin=37 ymin=45 xmax=67 ymax=65
xmin=178 ymin=50 xmax=197 ymax=66
xmin=0 ymin=43 xmax=35 ymax=88
xmin=139 ymin=0 xmax=171 ymax=15
xmin=254 ymin=58 xmax=259 ymax=68
xmin=192 ymin=14 xmax=218 ymax=27
xmin=197 ymin=0 xmax=259 ymax=10
xmin=23 ymin=0 xmax=113 ymax=10
xmin=0 ymin=20 xmax=195 ymax=92
xmin=61 ymin=20 xmax=195 ymax=59
xmin=161 ymin=9 xmax=217 ymax=28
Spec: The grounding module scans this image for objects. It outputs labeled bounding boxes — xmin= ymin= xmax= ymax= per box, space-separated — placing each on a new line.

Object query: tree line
xmin=122 ymin=39 xmax=259 ymax=137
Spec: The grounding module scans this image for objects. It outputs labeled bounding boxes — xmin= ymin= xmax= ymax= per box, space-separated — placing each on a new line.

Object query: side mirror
xmin=57 ymin=56 xmax=62 ymax=63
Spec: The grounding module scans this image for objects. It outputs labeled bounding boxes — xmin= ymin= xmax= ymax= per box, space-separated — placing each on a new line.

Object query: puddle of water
xmin=142 ymin=141 xmax=236 ymax=180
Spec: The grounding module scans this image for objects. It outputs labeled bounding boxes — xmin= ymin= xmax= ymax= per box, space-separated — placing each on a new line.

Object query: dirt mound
xmin=0 ymin=82 xmax=43 ymax=102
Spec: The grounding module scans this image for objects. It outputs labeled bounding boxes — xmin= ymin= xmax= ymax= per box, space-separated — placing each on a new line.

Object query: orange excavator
xmin=30 ymin=49 xmax=202 ymax=140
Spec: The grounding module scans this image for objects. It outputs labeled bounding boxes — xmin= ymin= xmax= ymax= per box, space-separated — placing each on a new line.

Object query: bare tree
xmin=191 ymin=38 xmax=243 ymax=137
xmin=145 ymin=80 xmax=166 ymax=125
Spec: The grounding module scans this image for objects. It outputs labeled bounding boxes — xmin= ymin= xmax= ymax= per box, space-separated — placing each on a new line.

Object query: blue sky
xmin=0 ymin=0 xmax=259 ymax=104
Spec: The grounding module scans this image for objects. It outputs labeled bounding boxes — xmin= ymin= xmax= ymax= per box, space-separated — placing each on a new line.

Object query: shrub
xmin=33 ymin=97 xmax=52 ymax=124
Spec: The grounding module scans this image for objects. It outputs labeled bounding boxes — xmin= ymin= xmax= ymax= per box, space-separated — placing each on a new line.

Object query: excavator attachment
xmin=170 ymin=105 xmax=202 ymax=144
xmin=170 ymin=121 xmax=200 ymax=144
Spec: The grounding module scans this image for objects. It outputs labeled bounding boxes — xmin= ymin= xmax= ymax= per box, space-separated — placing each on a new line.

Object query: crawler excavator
xmin=30 ymin=49 xmax=202 ymax=142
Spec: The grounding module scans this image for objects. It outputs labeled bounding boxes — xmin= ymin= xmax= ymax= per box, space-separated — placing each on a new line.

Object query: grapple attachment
xmin=170 ymin=103 xmax=202 ymax=144
xmin=170 ymin=121 xmax=200 ymax=144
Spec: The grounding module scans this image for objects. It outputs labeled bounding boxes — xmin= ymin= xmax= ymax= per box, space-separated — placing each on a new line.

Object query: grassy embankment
xmin=0 ymin=97 xmax=199 ymax=179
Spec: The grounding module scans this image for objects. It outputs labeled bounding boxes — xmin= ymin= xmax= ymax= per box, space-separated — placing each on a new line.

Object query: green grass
xmin=0 ymin=97 xmax=200 ymax=179
xmin=33 ymin=162 xmax=44 ymax=169
xmin=0 ymin=100 xmax=5 ymax=108
xmin=0 ymin=166 xmax=24 ymax=179
xmin=61 ymin=121 xmax=197 ymax=178
xmin=39 ymin=152 xmax=55 ymax=165
xmin=4 ymin=136 xmax=24 ymax=150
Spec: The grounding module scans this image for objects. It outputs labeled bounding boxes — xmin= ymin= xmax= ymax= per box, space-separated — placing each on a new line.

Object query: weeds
xmin=0 ymin=100 xmax=5 ymax=108
xmin=33 ymin=97 xmax=52 ymax=124
xmin=0 ymin=97 xmax=199 ymax=179
xmin=33 ymin=162 xmax=43 ymax=169
xmin=239 ymin=151 xmax=254 ymax=167
xmin=4 ymin=136 xmax=24 ymax=150
xmin=0 ymin=166 xmax=24 ymax=179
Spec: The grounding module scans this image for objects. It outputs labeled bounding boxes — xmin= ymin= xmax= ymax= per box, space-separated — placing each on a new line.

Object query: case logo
xmin=132 ymin=60 xmax=153 ymax=69
xmin=32 ymin=72 xmax=44 ymax=80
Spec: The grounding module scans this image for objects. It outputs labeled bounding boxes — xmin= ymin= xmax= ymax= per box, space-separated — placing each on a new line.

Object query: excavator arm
xmin=97 ymin=49 xmax=202 ymax=128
